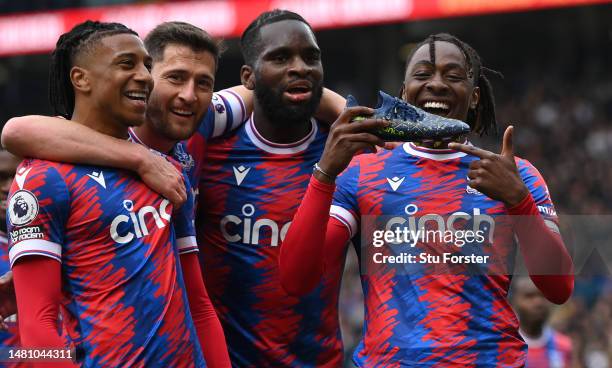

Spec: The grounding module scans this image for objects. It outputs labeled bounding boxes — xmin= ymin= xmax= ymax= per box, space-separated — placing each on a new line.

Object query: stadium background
xmin=0 ymin=0 xmax=611 ymax=366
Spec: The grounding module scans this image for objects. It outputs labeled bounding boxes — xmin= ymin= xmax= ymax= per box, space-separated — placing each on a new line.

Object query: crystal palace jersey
xmin=0 ymin=232 xmax=9 ymax=275
xmin=522 ymin=328 xmax=572 ymax=368
xmin=6 ymin=159 xmax=204 ymax=368
xmin=187 ymin=89 xmax=247 ymax=192
xmin=330 ymin=142 xmax=559 ymax=367
xmin=129 ymin=89 xmax=245 ymax=209
xmin=195 ymin=116 xmax=344 ymax=367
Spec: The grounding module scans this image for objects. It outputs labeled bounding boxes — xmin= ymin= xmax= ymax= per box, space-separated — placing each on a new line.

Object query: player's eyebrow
xmin=112 ymin=51 xmax=151 ymax=63
xmin=302 ymin=46 xmax=321 ymax=54
xmin=163 ymin=68 xmax=214 ymax=81
xmin=113 ymin=51 xmax=138 ymax=59
xmin=264 ymin=46 xmax=290 ymax=56
xmin=443 ymin=62 xmax=467 ymax=70
xmin=412 ymin=60 xmax=433 ymax=68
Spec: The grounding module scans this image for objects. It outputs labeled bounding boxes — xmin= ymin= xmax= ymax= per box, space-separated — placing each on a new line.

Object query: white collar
xmin=402 ymin=141 xmax=469 ymax=161
xmin=245 ymin=114 xmax=317 ymax=155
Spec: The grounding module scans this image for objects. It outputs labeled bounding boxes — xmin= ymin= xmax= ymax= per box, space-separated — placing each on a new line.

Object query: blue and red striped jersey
xmin=194 ymin=115 xmax=344 ymax=367
xmin=0 ymin=232 xmax=9 ymax=275
xmin=330 ymin=142 xmax=559 ymax=367
xmin=522 ymin=328 xmax=572 ymax=368
xmin=187 ymin=89 xmax=247 ymax=193
xmin=7 ymin=158 xmax=203 ymax=368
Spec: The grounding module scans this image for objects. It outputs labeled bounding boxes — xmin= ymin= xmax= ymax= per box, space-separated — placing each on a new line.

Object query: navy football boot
xmin=346 ymin=91 xmax=470 ymax=141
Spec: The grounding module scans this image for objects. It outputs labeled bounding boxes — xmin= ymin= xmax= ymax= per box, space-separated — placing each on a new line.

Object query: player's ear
xmin=70 ymin=66 xmax=91 ymax=93
xmin=240 ymin=65 xmax=255 ymax=90
xmin=399 ymin=83 xmax=407 ymax=101
xmin=470 ymin=86 xmax=480 ymax=110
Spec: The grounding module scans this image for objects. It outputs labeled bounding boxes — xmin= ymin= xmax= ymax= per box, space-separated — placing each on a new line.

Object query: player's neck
xmin=252 ymin=104 xmax=312 ymax=144
xmin=72 ymin=105 xmax=129 ymax=139
xmin=132 ymin=123 xmax=175 ymax=154
xmin=521 ymin=323 xmax=544 ymax=339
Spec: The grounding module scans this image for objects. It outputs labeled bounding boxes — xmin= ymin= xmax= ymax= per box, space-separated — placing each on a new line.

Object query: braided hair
xmin=49 ymin=20 xmax=138 ymax=119
xmin=403 ymin=33 xmax=502 ymax=136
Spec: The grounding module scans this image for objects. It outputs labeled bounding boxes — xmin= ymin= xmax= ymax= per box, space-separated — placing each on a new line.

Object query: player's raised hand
xmin=448 ymin=126 xmax=529 ymax=207
xmin=0 ymin=271 xmax=16 ymax=330
xmin=317 ymin=107 xmax=390 ymax=182
xmin=136 ymin=147 xmax=187 ymax=208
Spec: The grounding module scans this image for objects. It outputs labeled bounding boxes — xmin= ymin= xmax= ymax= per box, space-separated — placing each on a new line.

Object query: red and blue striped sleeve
xmin=7 ymin=161 xmax=69 ymax=267
xmin=330 ymin=160 xmax=361 ymax=238
xmin=173 ymin=171 xmax=198 ymax=255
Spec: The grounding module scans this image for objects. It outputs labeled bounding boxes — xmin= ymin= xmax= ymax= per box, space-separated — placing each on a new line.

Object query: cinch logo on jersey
xmin=220 ymin=203 xmax=291 ymax=246
xmin=110 ymin=199 xmax=172 ymax=244
xmin=377 ymin=203 xmax=495 ymax=247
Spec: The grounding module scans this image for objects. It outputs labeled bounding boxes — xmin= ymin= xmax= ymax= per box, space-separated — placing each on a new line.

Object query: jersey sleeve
xmin=208 ymin=89 xmax=247 ymax=139
xmin=0 ymin=237 xmax=10 ymax=275
xmin=330 ymin=160 xmax=361 ymax=238
xmin=516 ymin=158 xmax=559 ymax=233
xmin=7 ymin=161 xmax=70 ymax=267
xmin=173 ymin=171 xmax=198 ymax=255
xmin=193 ymin=89 xmax=247 ymax=141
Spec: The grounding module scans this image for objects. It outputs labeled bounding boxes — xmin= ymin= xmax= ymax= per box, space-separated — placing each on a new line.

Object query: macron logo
xmin=387 ymin=176 xmax=404 ymax=191
xmin=233 ymin=165 xmax=250 ymax=186
xmin=15 ymin=167 xmax=32 ymax=190
xmin=87 ymin=171 xmax=106 ymax=189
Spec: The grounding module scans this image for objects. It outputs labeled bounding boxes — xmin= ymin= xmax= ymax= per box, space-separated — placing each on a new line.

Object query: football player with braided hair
xmin=280 ymin=33 xmax=573 ymax=367
xmin=7 ymin=20 xmax=214 ymax=367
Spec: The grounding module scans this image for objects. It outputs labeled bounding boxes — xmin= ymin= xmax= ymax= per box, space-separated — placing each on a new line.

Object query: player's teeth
xmin=173 ymin=109 xmax=192 ymax=115
xmin=423 ymin=101 xmax=449 ymax=110
xmin=126 ymin=92 xmax=146 ymax=99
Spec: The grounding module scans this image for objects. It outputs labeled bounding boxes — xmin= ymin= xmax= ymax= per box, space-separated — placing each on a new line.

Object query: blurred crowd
xmin=0 ymin=0 xmax=142 ymax=14
xmin=493 ymin=78 xmax=612 ymax=215
xmin=339 ymin=74 xmax=612 ymax=367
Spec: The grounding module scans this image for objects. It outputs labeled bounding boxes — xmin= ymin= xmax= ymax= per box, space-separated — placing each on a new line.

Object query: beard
xmin=145 ymin=107 xmax=199 ymax=143
xmin=254 ymin=76 xmax=323 ymax=126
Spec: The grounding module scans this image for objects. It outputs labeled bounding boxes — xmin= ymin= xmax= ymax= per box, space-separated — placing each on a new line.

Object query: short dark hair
xmin=240 ymin=9 xmax=312 ymax=66
xmin=403 ymin=33 xmax=503 ymax=136
xmin=49 ymin=20 xmax=138 ymax=119
xmin=144 ymin=22 xmax=223 ymax=69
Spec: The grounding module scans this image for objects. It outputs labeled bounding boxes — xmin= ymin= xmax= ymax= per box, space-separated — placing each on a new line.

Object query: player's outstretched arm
xmin=507 ymin=194 xmax=574 ymax=304
xmin=179 ymin=253 xmax=230 ymax=367
xmin=280 ymin=107 xmax=387 ymax=295
xmin=225 ymin=85 xmax=253 ymax=117
xmin=13 ymin=256 xmax=77 ymax=367
xmin=279 ymin=175 xmax=352 ymax=296
xmin=2 ymin=115 xmax=186 ymax=207
xmin=316 ymin=88 xmax=346 ymax=124
xmin=449 ymin=127 xmax=574 ymax=304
